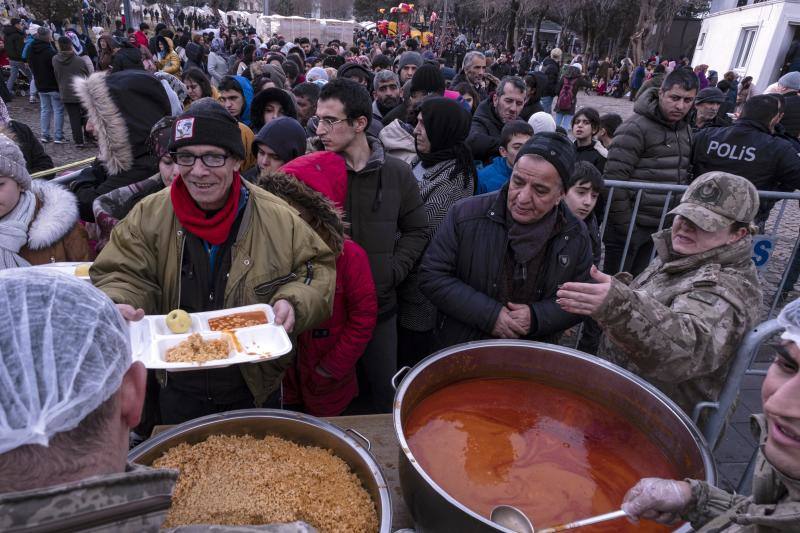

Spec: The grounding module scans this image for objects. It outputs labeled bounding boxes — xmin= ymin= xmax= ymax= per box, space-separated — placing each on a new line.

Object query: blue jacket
xmin=21 ymin=35 xmax=35 ymax=60
xmin=477 ymin=155 xmax=511 ymax=194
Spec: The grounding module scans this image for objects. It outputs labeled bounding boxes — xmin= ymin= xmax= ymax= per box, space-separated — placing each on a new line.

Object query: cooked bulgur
xmin=164 ymin=333 xmax=230 ymax=363
xmin=153 ymin=434 xmax=379 ymax=532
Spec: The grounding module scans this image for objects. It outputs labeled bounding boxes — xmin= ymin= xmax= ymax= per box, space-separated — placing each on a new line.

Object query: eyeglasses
xmin=171 ymin=152 xmax=229 ymax=168
xmin=311 ymin=116 xmax=350 ymax=131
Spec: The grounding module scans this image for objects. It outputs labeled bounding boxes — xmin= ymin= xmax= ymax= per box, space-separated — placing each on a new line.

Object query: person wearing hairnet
xmin=620 ymin=297 xmax=800 ymax=531
xmin=0 ymin=269 xmax=176 ymax=530
xmin=557 ymin=172 xmax=762 ymax=419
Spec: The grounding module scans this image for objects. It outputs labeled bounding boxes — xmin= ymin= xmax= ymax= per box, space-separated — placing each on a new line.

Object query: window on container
xmin=733 ymin=27 xmax=757 ymax=69
xmin=697 ymin=32 xmax=706 ymax=49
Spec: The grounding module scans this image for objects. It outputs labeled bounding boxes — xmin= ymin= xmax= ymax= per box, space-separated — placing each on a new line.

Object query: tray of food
xmin=129 ymin=304 xmax=292 ymax=371
xmin=33 ymin=261 xmax=93 ymax=279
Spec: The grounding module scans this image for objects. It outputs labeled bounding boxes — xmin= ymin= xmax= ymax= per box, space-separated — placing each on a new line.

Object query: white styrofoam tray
xmin=33 ymin=261 xmax=92 ymax=280
xmin=130 ymin=304 xmax=292 ymax=371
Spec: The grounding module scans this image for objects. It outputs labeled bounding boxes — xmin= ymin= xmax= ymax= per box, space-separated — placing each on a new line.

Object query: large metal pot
xmin=392 ymin=340 xmax=716 ymax=533
xmin=128 ymin=409 xmax=392 ymax=532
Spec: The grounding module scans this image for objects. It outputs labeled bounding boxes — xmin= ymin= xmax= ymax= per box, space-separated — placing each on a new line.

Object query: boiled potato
xmin=74 ymin=263 xmax=92 ymax=277
xmin=165 ymin=309 xmax=192 ymax=334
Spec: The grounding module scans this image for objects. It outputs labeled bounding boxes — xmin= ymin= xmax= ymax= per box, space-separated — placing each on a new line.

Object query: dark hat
xmin=410 ymin=64 xmax=445 ymax=95
xmin=170 ymin=98 xmax=245 ymax=160
xmin=252 ymin=116 xmax=307 ymax=164
xmin=695 ymin=87 xmax=725 ymax=105
xmin=514 ymin=131 xmax=576 ymax=189
xmin=250 ymin=88 xmax=298 ymax=132
xmin=338 ymin=62 xmax=373 ymax=85
xmin=398 ymin=51 xmax=423 ymax=70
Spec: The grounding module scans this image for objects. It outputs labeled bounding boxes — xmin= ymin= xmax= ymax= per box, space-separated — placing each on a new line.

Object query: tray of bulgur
xmin=153 ymin=434 xmax=380 ymax=532
xmin=130 ymin=304 xmax=293 ymax=372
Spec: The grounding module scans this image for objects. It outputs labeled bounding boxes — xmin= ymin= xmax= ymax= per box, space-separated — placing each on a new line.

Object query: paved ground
xmin=12 ymin=91 xmax=785 ymax=494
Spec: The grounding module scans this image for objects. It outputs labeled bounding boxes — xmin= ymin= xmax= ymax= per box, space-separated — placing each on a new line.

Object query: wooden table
xmin=152 ymin=413 xmax=414 ymax=530
xmin=324 ymin=414 xmax=413 ymax=530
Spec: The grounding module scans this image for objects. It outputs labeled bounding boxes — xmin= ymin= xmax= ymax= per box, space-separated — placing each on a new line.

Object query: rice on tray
xmin=153 ymin=434 xmax=379 ymax=532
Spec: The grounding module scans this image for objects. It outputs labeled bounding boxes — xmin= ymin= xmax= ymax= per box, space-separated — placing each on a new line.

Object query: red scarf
xmin=170 ymin=172 xmax=242 ymax=245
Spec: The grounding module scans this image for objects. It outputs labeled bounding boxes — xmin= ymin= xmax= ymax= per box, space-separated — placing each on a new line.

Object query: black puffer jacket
xmin=110 ymin=44 xmax=143 ymax=72
xmin=467 ymin=98 xmax=504 ymax=162
xmin=779 ymin=91 xmax=800 ymax=138
xmin=3 ymin=25 xmax=24 ymax=61
xmin=346 ymin=137 xmax=428 ymax=318
xmin=604 ymin=87 xmax=692 ymax=233
xmin=541 ymin=57 xmax=560 ymax=97
xmin=419 ymin=187 xmax=593 ymax=349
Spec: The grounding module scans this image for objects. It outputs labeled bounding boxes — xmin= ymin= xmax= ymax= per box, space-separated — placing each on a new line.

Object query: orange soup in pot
xmin=404 ymin=378 xmax=677 ymax=532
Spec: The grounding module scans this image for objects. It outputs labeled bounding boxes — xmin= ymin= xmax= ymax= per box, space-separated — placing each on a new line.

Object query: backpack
xmin=556 ymin=77 xmax=577 ymax=111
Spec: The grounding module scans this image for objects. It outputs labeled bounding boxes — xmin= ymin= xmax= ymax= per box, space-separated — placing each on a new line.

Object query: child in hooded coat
xmin=257 ymin=151 xmax=377 ymax=416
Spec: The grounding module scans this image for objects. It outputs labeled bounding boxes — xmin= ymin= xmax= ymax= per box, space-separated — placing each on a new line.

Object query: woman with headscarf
xmin=92 ymin=117 xmax=175 ymax=251
xmin=207 ymin=37 xmax=228 ymax=86
xmin=398 ymin=96 xmax=477 ymax=366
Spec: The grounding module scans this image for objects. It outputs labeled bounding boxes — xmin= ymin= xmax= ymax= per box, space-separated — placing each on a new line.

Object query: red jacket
xmin=282 ymin=152 xmax=377 ymax=416
xmin=134 ymin=31 xmax=149 ymax=49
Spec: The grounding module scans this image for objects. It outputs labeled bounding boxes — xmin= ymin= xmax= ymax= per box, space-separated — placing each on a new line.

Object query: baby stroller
xmin=1 ymin=64 xmax=31 ymax=97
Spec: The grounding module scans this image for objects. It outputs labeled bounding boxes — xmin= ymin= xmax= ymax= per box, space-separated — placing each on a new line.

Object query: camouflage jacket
xmin=0 ymin=463 xmax=177 ymax=532
xmin=594 ymin=230 xmax=761 ymax=415
xmin=685 ymin=415 xmax=800 ymax=532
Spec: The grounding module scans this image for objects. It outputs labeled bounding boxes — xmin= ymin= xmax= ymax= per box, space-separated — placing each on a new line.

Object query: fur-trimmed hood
xmin=73 ymin=70 xmax=171 ymax=175
xmin=27 ymin=179 xmax=80 ymax=250
xmin=256 ymin=169 xmax=345 ymax=256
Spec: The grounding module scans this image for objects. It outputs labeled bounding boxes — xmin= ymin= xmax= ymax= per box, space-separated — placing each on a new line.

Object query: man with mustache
xmin=91 ymin=98 xmax=336 ymax=425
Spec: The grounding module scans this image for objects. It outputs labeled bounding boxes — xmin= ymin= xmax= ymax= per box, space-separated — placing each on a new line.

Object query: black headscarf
xmin=416 ymin=97 xmax=477 ymax=188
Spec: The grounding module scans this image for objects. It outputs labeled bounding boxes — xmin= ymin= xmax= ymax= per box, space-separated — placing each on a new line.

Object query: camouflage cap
xmin=668 ymin=171 xmax=759 ymax=232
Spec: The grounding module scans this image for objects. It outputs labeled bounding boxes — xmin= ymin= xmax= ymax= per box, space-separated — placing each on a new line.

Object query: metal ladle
xmin=491 ymin=505 xmax=628 ymax=533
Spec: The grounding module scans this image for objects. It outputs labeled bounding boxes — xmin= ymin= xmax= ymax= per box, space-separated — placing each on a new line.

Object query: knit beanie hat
xmin=338 ymin=62 xmax=373 ymax=86
xmin=528 ymin=111 xmax=557 ymax=134
xmin=410 ymin=64 xmax=445 ymax=95
xmin=306 ymin=66 xmax=329 ymax=82
xmin=0 ymin=134 xmax=31 ymax=190
xmin=398 ymin=51 xmax=423 ymax=70
xmin=514 ymin=131 xmax=576 ymax=189
xmin=170 ymin=98 xmax=245 ymax=160
xmin=252 ymin=117 xmax=307 ymax=164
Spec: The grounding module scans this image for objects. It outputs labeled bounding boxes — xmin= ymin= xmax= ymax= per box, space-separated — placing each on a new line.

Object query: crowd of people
xmin=0 ymin=14 xmax=798 ymax=531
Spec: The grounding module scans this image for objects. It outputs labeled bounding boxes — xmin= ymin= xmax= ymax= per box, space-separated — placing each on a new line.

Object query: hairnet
xmin=0 ymin=268 xmax=131 ymax=455
xmin=779 ymin=298 xmax=800 ymax=346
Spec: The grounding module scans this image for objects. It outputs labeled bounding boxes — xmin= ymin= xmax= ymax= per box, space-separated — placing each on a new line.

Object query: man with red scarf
xmin=91 ymin=98 xmax=336 ymax=425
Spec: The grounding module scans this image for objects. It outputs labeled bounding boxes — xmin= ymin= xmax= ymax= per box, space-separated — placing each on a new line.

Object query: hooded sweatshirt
xmin=278 ymin=152 xmax=378 ymax=416
xmin=231 ymin=75 xmax=254 ymax=126
xmin=52 ymin=49 xmax=91 ymax=103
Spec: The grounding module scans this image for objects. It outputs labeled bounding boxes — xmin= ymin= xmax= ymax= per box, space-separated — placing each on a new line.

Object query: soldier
xmin=557 ymin=172 xmax=762 ymax=416
xmin=621 ymin=297 xmax=800 ymax=531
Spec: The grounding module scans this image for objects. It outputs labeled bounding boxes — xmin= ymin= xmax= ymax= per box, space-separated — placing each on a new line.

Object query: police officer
xmin=692 ymin=94 xmax=800 ymax=225
xmin=689 ymin=87 xmax=731 ymax=132
xmin=557 ymin=172 xmax=762 ymax=418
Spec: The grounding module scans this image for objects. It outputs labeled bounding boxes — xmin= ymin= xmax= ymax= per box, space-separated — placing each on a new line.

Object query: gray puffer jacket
xmin=604 ymin=87 xmax=692 ymax=234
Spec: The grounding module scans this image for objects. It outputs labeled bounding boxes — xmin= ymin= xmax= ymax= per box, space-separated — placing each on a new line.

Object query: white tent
xmin=256 ymin=14 xmax=356 ymax=43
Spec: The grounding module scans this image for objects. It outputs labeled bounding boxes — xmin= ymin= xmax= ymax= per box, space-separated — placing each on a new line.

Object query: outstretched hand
xmin=556 ymin=265 xmax=613 ymax=316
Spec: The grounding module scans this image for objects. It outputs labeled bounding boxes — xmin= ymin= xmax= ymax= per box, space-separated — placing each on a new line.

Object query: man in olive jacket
xmin=603 ymin=68 xmax=697 ymax=277
xmin=91 ymin=99 xmax=335 ymax=424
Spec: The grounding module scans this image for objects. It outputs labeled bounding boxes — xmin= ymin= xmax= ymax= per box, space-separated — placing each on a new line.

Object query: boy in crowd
xmin=596 ymin=113 xmax=622 ymax=149
xmin=572 ymin=107 xmax=607 ymax=172
xmin=476 ymin=120 xmax=532 ymax=194
xmin=563 ymin=160 xmax=605 ymax=354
